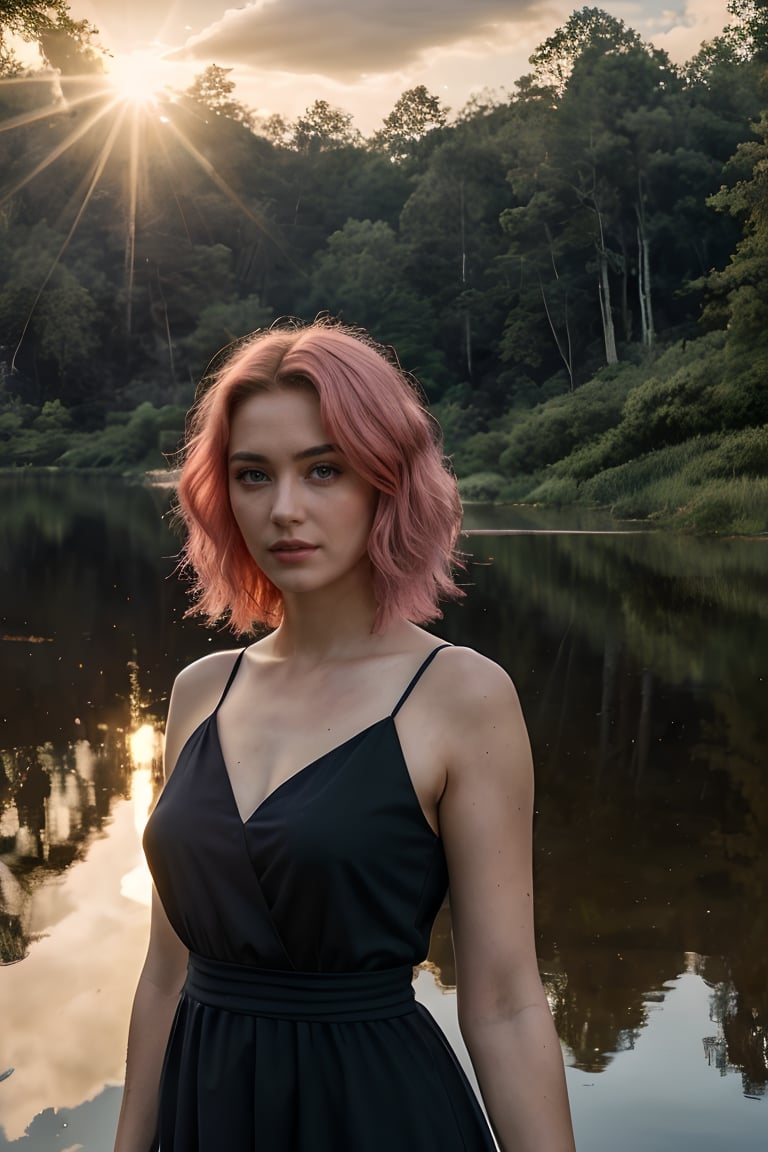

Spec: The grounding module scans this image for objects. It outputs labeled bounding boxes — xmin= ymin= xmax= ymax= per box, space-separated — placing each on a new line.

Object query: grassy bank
xmin=454 ymin=333 xmax=768 ymax=536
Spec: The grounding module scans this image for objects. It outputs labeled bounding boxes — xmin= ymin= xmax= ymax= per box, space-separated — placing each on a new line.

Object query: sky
xmin=70 ymin=0 xmax=732 ymax=131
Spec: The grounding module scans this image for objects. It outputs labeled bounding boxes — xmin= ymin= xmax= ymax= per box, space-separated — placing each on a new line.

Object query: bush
xmin=717 ymin=346 xmax=768 ymax=428
xmin=497 ymin=367 xmax=637 ymax=477
xmin=673 ymin=478 xmax=768 ymax=534
xmin=458 ymin=472 xmax=507 ymax=501
xmin=430 ymin=393 xmax=484 ymax=458
xmin=453 ymin=429 xmax=508 ymax=475
xmin=551 ymin=427 xmax=626 ymax=481
xmin=580 ymin=438 xmax=718 ymax=507
xmin=681 ymin=425 xmax=768 ymax=483
xmin=523 ymin=475 xmax=582 ymax=505
xmin=56 ymin=403 xmax=171 ymax=469
xmin=609 ymin=475 xmax=692 ymax=520
xmin=618 ymin=359 xmax=722 ymax=456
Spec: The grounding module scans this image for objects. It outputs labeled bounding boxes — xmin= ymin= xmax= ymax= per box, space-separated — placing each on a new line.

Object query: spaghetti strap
xmin=214 ymin=649 xmax=247 ymax=711
xmin=391 ymin=645 xmax=451 ymax=718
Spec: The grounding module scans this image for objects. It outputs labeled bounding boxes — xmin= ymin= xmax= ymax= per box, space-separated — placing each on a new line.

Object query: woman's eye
xmin=236 ymin=468 xmax=268 ymax=485
xmin=310 ymin=463 xmax=339 ymax=481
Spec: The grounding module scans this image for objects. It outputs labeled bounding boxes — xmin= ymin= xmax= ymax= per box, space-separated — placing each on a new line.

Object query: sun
xmin=106 ymin=50 xmax=169 ymax=107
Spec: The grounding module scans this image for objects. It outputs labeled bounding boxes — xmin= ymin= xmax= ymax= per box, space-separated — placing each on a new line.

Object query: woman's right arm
xmin=113 ymin=888 xmax=189 ymax=1152
xmin=114 ymin=652 xmax=239 ymax=1151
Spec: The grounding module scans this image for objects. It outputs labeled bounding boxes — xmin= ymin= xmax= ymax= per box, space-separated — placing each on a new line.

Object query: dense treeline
xmin=0 ymin=3 xmax=767 ymax=528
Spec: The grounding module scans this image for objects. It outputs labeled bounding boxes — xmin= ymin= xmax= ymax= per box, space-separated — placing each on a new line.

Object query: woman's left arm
xmin=438 ymin=653 xmax=576 ymax=1152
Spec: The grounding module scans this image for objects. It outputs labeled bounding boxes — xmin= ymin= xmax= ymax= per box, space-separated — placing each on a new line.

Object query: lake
xmin=0 ymin=473 xmax=766 ymax=1151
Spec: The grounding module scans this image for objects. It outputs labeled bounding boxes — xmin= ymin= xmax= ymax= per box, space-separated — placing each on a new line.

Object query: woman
xmin=115 ymin=320 xmax=576 ymax=1152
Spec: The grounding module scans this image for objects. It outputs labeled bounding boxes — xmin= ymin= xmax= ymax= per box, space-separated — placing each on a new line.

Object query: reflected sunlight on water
xmin=0 ymin=798 xmax=150 ymax=1143
xmin=120 ymin=751 xmax=160 ymax=908
xmin=120 ymin=725 xmax=163 ymax=907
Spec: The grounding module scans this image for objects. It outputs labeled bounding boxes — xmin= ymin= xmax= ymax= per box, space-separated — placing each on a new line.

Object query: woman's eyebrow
xmin=229 ymin=444 xmax=338 ymax=463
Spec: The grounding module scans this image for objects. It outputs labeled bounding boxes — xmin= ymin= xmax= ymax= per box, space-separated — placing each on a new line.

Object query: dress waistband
xmin=185 ymin=954 xmax=417 ymax=1022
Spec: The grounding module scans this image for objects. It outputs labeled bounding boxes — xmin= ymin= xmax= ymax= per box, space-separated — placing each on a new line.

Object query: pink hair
xmin=177 ymin=319 xmax=464 ymax=633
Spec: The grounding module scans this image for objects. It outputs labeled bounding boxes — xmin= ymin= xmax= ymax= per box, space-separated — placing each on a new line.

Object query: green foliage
xmin=528 ymin=6 xmax=646 ymax=93
xmin=178 ymin=295 xmax=273 ymax=380
xmin=701 ymin=111 xmax=768 ymax=342
xmin=496 ymin=367 xmax=636 ymax=476
xmin=372 ymin=86 xmax=447 ymax=161
xmin=0 ymin=401 xmax=187 ymax=469
xmin=182 ymin=65 xmax=255 ymax=129
xmin=290 ymin=101 xmax=362 ymax=152
xmin=723 ymin=0 xmax=768 ymax=58
xmin=33 ymin=398 xmax=71 ymax=431
xmin=521 ymin=474 xmax=582 ymax=505
xmin=681 ymin=425 xmax=768 ymax=481
xmin=429 ymin=389 xmax=485 ymax=457
xmin=0 ymin=0 xmax=98 ymax=74
xmin=56 ymin=403 xmax=184 ymax=469
xmin=304 ymin=219 xmax=446 ymax=393
xmin=533 ymin=421 xmax=768 ymax=529
xmin=616 ymin=344 xmax=724 ymax=451
xmin=457 ymin=472 xmax=507 ymax=501
xmin=675 ymin=478 xmax=768 ymax=533
xmin=453 ymin=429 xmax=510 ymax=475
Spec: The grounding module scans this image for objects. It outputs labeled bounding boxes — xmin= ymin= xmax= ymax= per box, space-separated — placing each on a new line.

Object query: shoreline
xmin=0 ymin=467 xmax=764 ymax=539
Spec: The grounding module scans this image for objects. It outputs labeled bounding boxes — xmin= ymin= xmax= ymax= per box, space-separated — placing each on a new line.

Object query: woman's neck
xmin=269 ymin=581 xmax=380 ymax=663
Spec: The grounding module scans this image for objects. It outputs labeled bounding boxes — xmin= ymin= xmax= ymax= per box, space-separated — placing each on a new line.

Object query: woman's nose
xmin=270 ymin=476 xmax=305 ymax=525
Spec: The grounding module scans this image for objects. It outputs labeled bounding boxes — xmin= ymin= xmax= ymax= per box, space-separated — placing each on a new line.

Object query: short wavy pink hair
xmin=177 ymin=319 xmax=463 ymax=633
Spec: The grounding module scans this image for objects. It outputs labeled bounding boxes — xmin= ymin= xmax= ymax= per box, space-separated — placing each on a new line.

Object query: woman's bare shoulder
xmin=164 ymin=647 xmax=245 ymax=776
xmin=172 ymin=647 xmax=245 ymax=697
xmin=425 ymin=646 xmax=528 ymax=764
xmin=432 ymin=645 xmax=520 ymax=712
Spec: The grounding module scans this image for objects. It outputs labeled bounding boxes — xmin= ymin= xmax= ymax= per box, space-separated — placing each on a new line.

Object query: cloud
xmin=650 ymin=0 xmax=729 ymax=62
xmin=166 ymin=0 xmax=540 ymax=80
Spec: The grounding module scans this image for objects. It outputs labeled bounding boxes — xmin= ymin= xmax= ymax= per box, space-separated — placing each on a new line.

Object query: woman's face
xmin=227 ymin=386 xmax=377 ymax=601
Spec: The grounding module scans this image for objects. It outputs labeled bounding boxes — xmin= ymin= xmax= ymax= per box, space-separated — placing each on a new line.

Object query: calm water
xmin=0 ymin=473 xmax=766 ymax=1151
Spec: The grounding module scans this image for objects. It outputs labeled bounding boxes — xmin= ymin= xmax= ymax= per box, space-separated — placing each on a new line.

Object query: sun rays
xmin=0 ymin=50 xmax=276 ymax=366
xmin=106 ymin=50 xmax=170 ymax=107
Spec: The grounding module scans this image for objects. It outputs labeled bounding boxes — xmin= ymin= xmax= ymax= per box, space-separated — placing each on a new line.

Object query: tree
xmin=723 ymin=0 xmax=768 ymax=59
xmin=182 ymin=64 xmax=255 ymax=129
xmin=372 ymin=86 xmax=447 ymax=161
xmin=0 ymin=0 xmax=98 ymax=74
xmin=254 ymin=113 xmax=291 ymax=146
xmin=527 ymin=6 xmax=645 ymax=94
xmin=289 ymin=100 xmax=361 ymax=153
xmin=400 ymin=118 xmax=516 ymax=396
xmin=303 ymin=218 xmax=446 ymax=394
xmin=702 ymin=111 xmax=768 ymax=344
xmin=501 ymin=25 xmax=700 ymax=380
xmin=178 ymin=294 xmax=273 ymax=380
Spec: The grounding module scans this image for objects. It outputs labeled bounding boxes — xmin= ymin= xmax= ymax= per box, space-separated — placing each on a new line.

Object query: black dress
xmin=143 ymin=644 xmax=497 ymax=1150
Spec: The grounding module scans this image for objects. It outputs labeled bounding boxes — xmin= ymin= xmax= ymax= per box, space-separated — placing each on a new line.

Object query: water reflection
xmin=449 ymin=529 xmax=768 ymax=1100
xmin=0 ymin=664 xmax=164 ymax=964
xmin=0 ymin=476 xmax=766 ymax=1149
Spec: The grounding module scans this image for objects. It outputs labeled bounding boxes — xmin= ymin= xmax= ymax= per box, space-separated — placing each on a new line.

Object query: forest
xmin=1 ymin=1 xmax=767 ymax=531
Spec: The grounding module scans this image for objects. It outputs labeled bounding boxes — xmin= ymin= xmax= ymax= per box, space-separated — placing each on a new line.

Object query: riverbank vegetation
xmin=1 ymin=2 xmax=767 ymax=531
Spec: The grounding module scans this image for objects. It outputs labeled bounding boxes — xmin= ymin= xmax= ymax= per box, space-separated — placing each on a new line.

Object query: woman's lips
xmin=268 ymin=540 xmax=319 ymax=562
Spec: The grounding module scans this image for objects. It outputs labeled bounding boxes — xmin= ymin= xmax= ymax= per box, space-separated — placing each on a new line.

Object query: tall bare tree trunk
xmin=619 ymin=234 xmax=632 ymax=342
xmin=540 ymin=224 xmax=575 ymax=390
xmin=591 ymin=200 xmax=618 ymax=365
xmin=598 ymin=248 xmax=618 ymax=365
xmin=635 ymin=188 xmax=654 ymax=350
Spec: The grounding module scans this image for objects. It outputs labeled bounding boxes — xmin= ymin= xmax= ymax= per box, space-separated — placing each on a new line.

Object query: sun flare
xmin=107 ymin=51 xmax=168 ymax=107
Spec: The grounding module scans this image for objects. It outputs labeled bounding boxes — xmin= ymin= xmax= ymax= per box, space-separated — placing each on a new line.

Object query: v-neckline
xmin=213 ymin=713 xmax=391 ymax=826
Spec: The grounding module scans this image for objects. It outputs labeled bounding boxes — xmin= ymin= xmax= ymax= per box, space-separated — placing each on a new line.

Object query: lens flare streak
xmin=10 ymin=103 xmax=127 ymax=372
